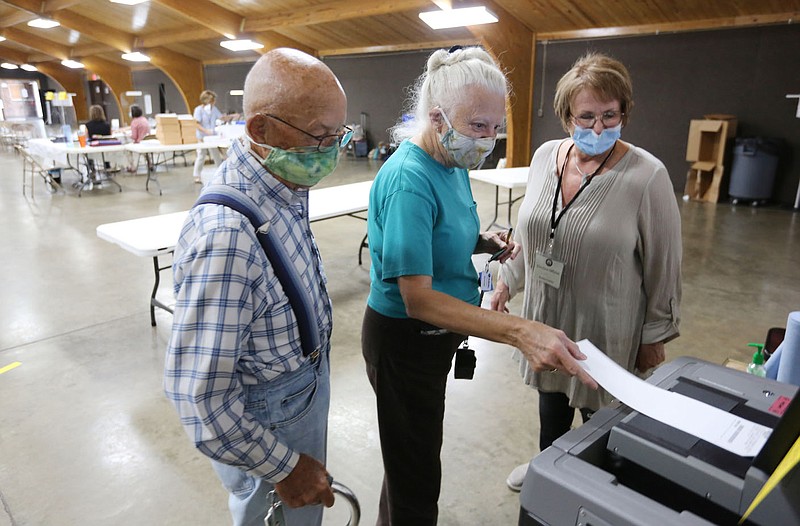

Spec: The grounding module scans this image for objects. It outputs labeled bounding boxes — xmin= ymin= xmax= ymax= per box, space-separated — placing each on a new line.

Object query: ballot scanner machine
xmin=519 ymin=357 xmax=800 ymax=526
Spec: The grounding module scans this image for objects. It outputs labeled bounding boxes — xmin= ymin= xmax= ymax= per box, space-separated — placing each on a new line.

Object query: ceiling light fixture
xmin=220 ymin=39 xmax=264 ymax=52
xmin=20 ymin=64 xmax=38 ymax=71
xmin=109 ymin=0 xmax=149 ymax=5
xmin=1 ymin=63 xmax=19 ymax=70
xmin=0 ymin=36 xmax=6 ymax=42
xmin=61 ymin=59 xmax=85 ymax=69
xmin=27 ymin=18 xmax=61 ymax=29
xmin=124 ymin=90 xmax=143 ymax=97
xmin=419 ymin=6 xmax=498 ymax=29
xmin=121 ymin=51 xmax=150 ymax=62
xmin=229 ymin=89 xmax=244 ymax=96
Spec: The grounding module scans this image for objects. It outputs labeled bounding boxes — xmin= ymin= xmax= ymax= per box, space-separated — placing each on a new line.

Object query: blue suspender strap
xmin=194 ymin=185 xmax=322 ymax=357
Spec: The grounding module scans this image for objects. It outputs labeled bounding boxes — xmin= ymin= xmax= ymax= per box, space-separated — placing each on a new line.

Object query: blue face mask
xmin=572 ymin=123 xmax=621 ymax=156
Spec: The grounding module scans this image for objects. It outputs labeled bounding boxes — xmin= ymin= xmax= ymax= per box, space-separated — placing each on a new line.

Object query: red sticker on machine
xmin=768 ymin=396 xmax=791 ymax=416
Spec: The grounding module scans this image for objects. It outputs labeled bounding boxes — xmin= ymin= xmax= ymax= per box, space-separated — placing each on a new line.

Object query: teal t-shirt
xmin=367 ymin=140 xmax=481 ymax=318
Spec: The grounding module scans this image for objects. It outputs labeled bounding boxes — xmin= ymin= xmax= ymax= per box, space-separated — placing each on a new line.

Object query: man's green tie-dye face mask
xmin=248 ymin=114 xmax=353 ymax=187
xmin=250 ymin=140 xmax=341 ymax=187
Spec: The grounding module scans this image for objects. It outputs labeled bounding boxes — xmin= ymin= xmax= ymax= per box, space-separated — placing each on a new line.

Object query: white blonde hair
xmin=391 ymin=46 xmax=508 ymax=142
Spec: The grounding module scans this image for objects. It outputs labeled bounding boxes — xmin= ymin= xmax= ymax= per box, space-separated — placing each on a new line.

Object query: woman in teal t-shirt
xmin=362 ymin=46 xmax=598 ymax=526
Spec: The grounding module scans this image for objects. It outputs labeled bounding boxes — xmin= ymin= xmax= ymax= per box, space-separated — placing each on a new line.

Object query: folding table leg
xmin=358 ymin=232 xmax=369 ymax=266
xmin=150 ymin=254 xmax=174 ymax=326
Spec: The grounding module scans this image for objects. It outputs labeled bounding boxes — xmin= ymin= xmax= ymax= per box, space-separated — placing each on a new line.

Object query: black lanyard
xmin=549 ymin=142 xmax=616 ymax=242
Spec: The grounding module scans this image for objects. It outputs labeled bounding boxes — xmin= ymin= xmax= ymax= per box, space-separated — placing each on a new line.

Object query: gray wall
xmin=202 ymin=62 xmax=253 ymax=116
xmin=131 ymin=69 xmax=190 ymax=115
xmin=323 ymin=51 xmax=431 ymax=148
xmin=132 ymin=63 xmax=252 ymax=117
xmin=532 ymin=24 xmax=800 ymax=205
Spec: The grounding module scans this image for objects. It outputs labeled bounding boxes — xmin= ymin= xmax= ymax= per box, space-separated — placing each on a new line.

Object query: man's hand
xmin=274 ymin=453 xmax=335 ymax=509
xmin=635 ymin=342 xmax=665 ymax=372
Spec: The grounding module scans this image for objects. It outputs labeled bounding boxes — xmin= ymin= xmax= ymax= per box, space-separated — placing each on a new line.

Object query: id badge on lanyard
xmin=533 ymin=251 xmax=564 ymax=289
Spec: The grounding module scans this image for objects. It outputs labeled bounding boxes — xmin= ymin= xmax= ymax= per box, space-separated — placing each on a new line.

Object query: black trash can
xmin=729 ymin=137 xmax=781 ymax=205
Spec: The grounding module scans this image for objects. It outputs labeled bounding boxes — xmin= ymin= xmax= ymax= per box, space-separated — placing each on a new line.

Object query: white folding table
xmin=26 ymin=138 xmax=126 ymax=196
xmin=469 ymin=166 xmax=530 ymax=229
xmin=97 ymin=180 xmax=372 ymax=326
xmin=126 ymin=139 xmax=231 ymax=195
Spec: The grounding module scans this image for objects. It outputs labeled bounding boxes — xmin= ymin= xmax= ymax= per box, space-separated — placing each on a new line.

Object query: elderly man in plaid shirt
xmin=165 ymin=48 xmax=352 ymax=526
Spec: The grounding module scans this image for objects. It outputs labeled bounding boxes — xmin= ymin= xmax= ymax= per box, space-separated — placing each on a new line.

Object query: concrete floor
xmin=0 ymin=146 xmax=798 ymax=526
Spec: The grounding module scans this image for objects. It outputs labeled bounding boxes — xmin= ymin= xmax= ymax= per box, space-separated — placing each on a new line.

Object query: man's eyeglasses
xmin=571 ymin=110 xmax=624 ymax=129
xmin=262 ymin=113 xmax=353 ymax=151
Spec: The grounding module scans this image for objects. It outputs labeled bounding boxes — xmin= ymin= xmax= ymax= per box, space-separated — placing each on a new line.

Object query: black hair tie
xmin=448 ymin=45 xmax=463 ymax=53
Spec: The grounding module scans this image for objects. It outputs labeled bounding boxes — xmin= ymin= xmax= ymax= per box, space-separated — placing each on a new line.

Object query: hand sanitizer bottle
xmin=746 ymin=343 xmax=766 ymax=377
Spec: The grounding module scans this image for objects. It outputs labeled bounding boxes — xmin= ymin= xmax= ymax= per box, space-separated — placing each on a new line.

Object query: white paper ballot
xmin=577 ymin=340 xmax=772 ymax=457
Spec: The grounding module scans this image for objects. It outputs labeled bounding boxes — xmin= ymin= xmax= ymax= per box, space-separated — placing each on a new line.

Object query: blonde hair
xmin=391 ymin=46 xmax=508 ymax=142
xmin=89 ymin=104 xmax=106 ymax=121
xmin=553 ymin=52 xmax=633 ymax=133
xmin=199 ymin=90 xmax=217 ymax=105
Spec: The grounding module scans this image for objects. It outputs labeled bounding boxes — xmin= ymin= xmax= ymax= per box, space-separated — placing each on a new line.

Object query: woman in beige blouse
xmin=491 ymin=52 xmax=682 ymax=491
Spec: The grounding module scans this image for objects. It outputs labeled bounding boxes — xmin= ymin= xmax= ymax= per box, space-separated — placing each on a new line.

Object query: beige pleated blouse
xmin=499 ymin=139 xmax=682 ymax=410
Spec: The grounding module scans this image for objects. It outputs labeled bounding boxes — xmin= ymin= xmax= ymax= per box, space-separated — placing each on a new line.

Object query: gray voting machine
xmin=519 ymin=357 xmax=800 ymax=526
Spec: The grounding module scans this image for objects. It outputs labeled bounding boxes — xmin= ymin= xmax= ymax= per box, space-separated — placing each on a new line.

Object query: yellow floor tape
xmin=0 ymin=361 xmax=22 ymax=375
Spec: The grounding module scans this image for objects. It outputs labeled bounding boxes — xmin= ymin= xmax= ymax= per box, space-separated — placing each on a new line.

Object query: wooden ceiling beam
xmin=0 ymin=9 xmax=35 ymax=27
xmin=3 ymin=27 xmax=72 ymax=60
xmin=537 ymin=11 xmax=800 ymax=41
xmin=138 ymin=27 xmax=218 ymax=48
xmin=471 ymin=1 xmax=535 ymax=168
xmin=146 ymin=46 xmax=204 ymax=114
xmin=51 ymin=10 xmax=137 ymax=52
xmin=250 ymin=31 xmax=316 ymax=57
xmin=151 ymin=0 xmax=243 ymax=39
xmin=318 ymin=38 xmax=479 ymax=57
xmin=244 ymin=0 xmax=433 ymax=31
xmin=0 ymin=0 xmax=42 ymax=15
xmin=0 ymin=44 xmax=30 ymax=63
xmin=73 ymin=43 xmax=118 ymax=56
xmin=43 ymin=0 xmax=85 ymax=10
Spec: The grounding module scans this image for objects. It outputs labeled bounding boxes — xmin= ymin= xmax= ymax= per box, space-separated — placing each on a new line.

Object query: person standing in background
xmin=192 ymin=89 xmax=223 ymax=183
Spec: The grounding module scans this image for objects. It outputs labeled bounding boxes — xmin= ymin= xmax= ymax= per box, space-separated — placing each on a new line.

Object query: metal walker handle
xmin=266 ymin=480 xmax=360 ymax=526
xmin=332 ymin=480 xmax=361 ymax=526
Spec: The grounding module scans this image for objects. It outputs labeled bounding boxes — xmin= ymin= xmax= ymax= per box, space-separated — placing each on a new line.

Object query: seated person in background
xmin=126 ymin=104 xmax=152 ymax=172
xmin=85 ymin=104 xmax=111 ymax=138
xmin=129 ymin=104 xmax=150 ymax=143
xmin=84 ymin=104 xmax=114 ymax=174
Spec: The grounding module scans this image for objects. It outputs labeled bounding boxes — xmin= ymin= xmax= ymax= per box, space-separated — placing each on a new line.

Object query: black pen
xmin=490 ymin=228 xmax=514 ymax=262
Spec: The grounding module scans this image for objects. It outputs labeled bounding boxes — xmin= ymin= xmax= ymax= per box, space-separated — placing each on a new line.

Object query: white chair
xmin=15 ymin=144 xmax=63 ymax=197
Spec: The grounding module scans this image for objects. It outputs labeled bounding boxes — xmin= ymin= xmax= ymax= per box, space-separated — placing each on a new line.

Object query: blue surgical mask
xmin=248 ymin=136 xmax=340 ymax=187
xmin=438 ymin=109 xmax=496 ymax=169
xmin=572 ymin=123 xmax=621 ymax=156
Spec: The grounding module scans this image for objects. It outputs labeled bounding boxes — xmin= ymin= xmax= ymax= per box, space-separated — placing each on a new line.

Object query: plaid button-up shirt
xmin=165 ymin=138 xmax=332 ymax=481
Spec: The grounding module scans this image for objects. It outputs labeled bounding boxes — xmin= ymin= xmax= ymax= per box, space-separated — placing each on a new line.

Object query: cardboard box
xmin=683 ymin=115 xmax=738 ymax=202
xmin=155 ymin=113 xmax=179 ymax=128
xmin=156 ymin=130 xmax=182 ymax=145
xmin=723 ymin=357 xmax=748 ymax=373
